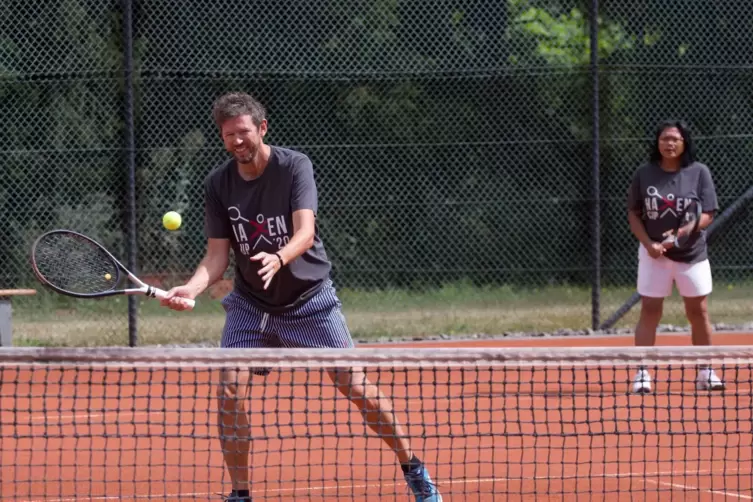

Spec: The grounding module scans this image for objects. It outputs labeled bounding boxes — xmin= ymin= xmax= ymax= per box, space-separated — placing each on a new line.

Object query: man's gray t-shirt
xmin=627 ymin=161 xmax=718 ymax=264
xmin=204 ymin=146 xmax=332 ymax=313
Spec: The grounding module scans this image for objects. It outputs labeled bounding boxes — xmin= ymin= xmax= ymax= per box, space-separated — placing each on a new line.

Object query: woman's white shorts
xmin=637 ymin=245 xmax=713 ymax=298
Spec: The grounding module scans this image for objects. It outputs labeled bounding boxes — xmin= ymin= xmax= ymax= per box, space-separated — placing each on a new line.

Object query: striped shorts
xmin=220 ymin=280 xmax=355 ymax=351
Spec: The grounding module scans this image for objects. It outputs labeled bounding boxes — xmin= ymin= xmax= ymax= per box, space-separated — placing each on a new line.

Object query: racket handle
xmin=151 ymin=287 xmax=196 ymax=310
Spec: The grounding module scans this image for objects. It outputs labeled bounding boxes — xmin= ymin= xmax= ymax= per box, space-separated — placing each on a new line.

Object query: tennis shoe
xmin=224 ymin=491 xmax=251 ymax=502
xmin=631 ymin=369 xmax=652 ymax=394
xmin=696 ymin=368 xmax=725 ymax=391
xmin=404 ymin=464 xmax=442 ymax=502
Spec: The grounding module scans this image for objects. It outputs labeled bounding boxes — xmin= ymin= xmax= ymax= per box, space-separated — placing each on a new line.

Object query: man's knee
xmin=328 ymin=368 xmax=368 ymax=397
xmin=217 ymin=370 xmax=249 ymax=410
xmin=328 ymin=368 xmax=387 ymax=412
xmin=217 ymin=381 xmax=240 ymax=401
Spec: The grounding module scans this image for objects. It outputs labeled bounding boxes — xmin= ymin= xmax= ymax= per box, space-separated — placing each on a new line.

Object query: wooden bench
xmin=0 ymin=289 xmax=37 ymax=347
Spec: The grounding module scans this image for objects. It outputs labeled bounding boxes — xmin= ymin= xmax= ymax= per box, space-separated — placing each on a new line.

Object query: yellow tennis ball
xmin=162 ymin=211 xmax=182 ymax=231
xmin=105 ymin=273 xmax=112 ymax=280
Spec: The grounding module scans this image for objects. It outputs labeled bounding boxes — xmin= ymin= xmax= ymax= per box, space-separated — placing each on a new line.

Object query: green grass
xmin=8 ymin=281 xmax=753 ymax=347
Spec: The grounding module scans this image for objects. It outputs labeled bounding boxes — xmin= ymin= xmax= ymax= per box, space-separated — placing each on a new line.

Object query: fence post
xmin=123 ymin=0 xmax=138 ymax=346
xmin=589 ymin=0 xmax=601 ymax=330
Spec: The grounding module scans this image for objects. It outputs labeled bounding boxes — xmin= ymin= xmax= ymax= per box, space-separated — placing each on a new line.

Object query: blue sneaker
xmin=224 ymin=491 xmax=251 ymax=502
xmin=404 ymin=464 xmax=442 ymax=502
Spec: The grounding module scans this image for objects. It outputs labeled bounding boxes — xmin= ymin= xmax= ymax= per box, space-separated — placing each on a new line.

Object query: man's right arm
xmin=192 ymin=171 xmax=232 ymax=295
xmin=162 ymin=173 xmax=232 ymax=309
xmin=160 ymin=238 xmax=230 ymax=310
xmin=183 ymin=238 xmax=231 ymax=297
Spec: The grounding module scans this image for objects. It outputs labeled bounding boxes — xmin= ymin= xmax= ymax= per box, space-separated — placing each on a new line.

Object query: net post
xmin=589 ymin=0 xmax=601 ymax=330
xmin=123 ymin=0 xmax=138 ymax=347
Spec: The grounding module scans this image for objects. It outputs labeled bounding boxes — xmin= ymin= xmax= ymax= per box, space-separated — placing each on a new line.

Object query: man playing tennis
xmin=161 ymin=91 xmax=442 ymax=502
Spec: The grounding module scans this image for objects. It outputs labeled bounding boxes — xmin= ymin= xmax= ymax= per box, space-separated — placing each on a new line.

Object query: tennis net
xmin=1 ymin=345 xmax=752 ymax=501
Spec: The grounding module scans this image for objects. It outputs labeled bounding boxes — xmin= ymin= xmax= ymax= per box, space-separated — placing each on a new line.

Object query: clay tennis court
xmin=2 ymin=332 xmax=752 ymax=501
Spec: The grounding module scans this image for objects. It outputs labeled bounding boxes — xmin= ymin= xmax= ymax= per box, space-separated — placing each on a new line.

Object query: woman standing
xmin=626 ymin=119 xmax=724 ymax=393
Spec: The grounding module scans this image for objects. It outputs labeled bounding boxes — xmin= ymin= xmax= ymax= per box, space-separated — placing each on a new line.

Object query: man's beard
xmin=234 ymin=146 xmax=256 ymax=164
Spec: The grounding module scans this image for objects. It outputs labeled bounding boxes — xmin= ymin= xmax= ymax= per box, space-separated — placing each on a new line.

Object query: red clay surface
xmin=2 ymin=332 xmax=753 ymax=501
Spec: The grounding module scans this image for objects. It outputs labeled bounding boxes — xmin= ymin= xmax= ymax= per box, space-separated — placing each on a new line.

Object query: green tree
xmin=0 ymin=0 xmax=123 ymax=287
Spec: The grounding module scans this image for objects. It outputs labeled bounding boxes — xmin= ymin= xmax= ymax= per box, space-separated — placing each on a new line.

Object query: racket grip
xmin=151 ymin=287 xmax=196 ymax=310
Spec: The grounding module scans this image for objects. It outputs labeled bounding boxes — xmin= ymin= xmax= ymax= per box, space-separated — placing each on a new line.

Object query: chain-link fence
xmin=2 ymin=0 xmax=753 ymax=347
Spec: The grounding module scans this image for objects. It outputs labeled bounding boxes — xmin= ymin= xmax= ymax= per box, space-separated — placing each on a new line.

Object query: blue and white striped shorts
xmin=220 ymin=280 xmax=355 ymax=350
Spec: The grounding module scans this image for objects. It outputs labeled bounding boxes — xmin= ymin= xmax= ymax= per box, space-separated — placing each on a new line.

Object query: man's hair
xmin=649 ymin=119 xmax=697 ymax=168
xmin=211 ymin=92 xmax=267 ymax=128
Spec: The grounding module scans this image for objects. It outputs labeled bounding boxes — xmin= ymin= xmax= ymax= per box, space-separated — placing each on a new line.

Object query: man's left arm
xmin=277 ymin=209 xmax=315 ymax=265
xmin=252 ymin=156 xmax=318 ymax=289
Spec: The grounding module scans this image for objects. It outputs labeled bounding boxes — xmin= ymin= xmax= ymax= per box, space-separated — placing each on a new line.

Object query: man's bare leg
xmin=217 ymin=368 xmax=252 ymax=499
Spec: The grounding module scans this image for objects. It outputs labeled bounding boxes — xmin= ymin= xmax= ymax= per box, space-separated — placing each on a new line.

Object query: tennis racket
xmin=31 ymin=229 xmax=195 ymax=309
xmin=663 ymin=198 xmax=702 ymax=249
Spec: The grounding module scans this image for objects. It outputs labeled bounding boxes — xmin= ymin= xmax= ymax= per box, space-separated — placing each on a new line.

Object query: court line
xmin=17 ymin=467 xmax=746 ymax=501
xmin=645 ymin=479 xmax=753 ymax=500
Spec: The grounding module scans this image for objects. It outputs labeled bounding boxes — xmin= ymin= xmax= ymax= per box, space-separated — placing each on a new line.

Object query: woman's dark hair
xmin=649 ymin=119 xmax=696 ymax=167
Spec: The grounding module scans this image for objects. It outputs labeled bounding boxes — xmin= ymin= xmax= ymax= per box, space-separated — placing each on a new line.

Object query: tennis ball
xmin=162 ymin=211 xmax=182 ymax=231
xmin=105 ymin=273 xmax=112 ymax=280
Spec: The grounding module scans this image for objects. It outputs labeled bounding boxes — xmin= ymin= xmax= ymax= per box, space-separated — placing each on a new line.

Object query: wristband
xmin=274 ymin=252 xmax=284 ymax=266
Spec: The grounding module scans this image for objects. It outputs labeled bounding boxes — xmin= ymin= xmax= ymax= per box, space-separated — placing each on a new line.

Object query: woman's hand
xmin=645 ymin=241 xmax=666 ymax=258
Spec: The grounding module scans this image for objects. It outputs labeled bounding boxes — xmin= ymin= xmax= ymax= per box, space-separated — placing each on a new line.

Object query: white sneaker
xmin=696 ymin=368 xmax=725 ymax=391
xmin=632 ymin=369 xmax=652 ymax=393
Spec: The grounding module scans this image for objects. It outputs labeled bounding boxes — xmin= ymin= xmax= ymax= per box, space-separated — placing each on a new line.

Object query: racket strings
xmin=33 ymin=233 xmax=119 ymax=294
